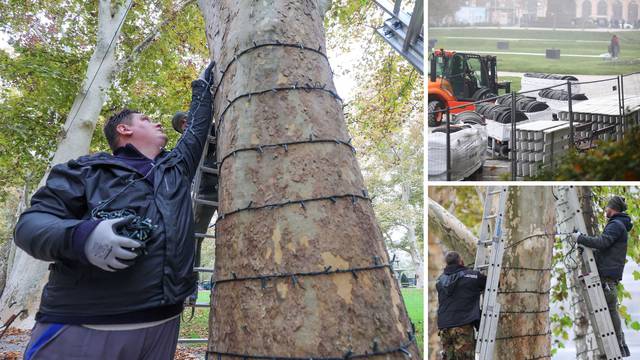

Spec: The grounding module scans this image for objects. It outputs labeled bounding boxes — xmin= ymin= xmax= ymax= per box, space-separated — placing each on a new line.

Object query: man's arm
xmin=14 ymin=164 xmax=88 ymax=263
xmin=476 ymin=271 xmax=487 ymax=291
xmin=577 ymin=222 xmax=624 ymax=250
xmin=173 ymin=62 xmax=215 ymax=181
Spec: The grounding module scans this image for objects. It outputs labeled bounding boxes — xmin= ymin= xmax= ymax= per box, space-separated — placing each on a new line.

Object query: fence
xmin=427 ymin=71 xmax=640 ymax=181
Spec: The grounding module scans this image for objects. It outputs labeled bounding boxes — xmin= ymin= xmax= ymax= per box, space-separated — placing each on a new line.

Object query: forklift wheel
xmin=499 ymin=143 xmax=510 ymax=158
xmin=428 ymin=100 xmax=445 ymax=127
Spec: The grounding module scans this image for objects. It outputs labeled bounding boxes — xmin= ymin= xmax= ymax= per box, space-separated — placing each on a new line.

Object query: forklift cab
xmin=429 ymin=50 xmax=510 ymax=100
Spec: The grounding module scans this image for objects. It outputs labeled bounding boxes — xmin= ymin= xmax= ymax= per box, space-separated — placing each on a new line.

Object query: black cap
xmin=607 ymin=195 xmax=627 ymax=212
xmin=171 ymin=111 xmax=188 ymax=133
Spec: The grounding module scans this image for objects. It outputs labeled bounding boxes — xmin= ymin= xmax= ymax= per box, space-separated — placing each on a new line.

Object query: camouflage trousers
xmin=439 ymin=324 xmax=475 ymax=360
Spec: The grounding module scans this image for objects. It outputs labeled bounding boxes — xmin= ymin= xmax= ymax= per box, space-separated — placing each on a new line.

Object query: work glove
xmin=571 ymin=231 xmax=582 ymax=242
xmin=196 ymin=61 xmax=216 ymax=88
xmin=84 ymin=217 xmax=142 ymax=272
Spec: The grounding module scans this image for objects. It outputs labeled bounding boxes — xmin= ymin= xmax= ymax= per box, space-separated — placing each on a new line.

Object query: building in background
xmin=453 ymin=0 xmax=639 ymax=27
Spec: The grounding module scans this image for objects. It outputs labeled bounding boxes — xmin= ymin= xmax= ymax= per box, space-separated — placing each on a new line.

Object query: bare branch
xmin=427 ymin=197 xmax=477 ymax=264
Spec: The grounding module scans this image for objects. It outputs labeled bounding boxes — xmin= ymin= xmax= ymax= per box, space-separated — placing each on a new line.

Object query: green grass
xmin=180 ymin=288 xmax=424 ymax=352
xmin=401 ymin=288 xmax=424 ymax=351
xmin=499 ymin=76 xmax=522 ymax=93
xmin=430 ymin=28 xmax=640 ymax=75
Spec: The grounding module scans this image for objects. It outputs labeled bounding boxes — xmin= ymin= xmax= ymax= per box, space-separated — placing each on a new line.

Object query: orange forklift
xmin=428 ymin=49 xmax=511 ymax=127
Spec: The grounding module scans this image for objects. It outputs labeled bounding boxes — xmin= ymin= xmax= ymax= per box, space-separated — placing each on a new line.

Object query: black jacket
xmin=578 ymin=213 xmax=633 ymax=281
xmin=436 ymin=264 xmax=487 ymax=329
xmin=14 ymin=80 xmax=212 ymax=324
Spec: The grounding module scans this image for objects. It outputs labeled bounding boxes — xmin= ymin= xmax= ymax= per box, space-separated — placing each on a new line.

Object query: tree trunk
xmin=406 ymin=222 xmax=424 ymax=289
xmin=427 ymin=197 xmax=477 ymax=264
xmin=495 ymin=187 xmax=554 ymax=359
xmin=427 ymin=232 xmax=445 ymax=360
xmin=401 ymin=183 xmax=423 ymax=289
xmin=198 ymin=0 xmax=419 ymax=357
xmin=0 ymin=0 xmax=132 ymax=329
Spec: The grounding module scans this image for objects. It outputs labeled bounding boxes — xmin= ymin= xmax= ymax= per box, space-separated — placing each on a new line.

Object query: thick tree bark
xmin=427 ymin=197 xmax=477 ymax=264
xmin=495 ymin=187 xmax=554 ymax=359
xmin=198 ymin=0 xmax=419 ymax=357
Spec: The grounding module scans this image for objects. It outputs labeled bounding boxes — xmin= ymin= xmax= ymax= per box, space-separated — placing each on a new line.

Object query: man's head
xmin=605 ymin=195 xmax=627 ymax=218
xmin=444 ymin=251 xmax=463 ymax=267
xmin=104 ymin=109 xmax=168 ymax=152
xmin=171 ymin=111 xmax=188 ymax=134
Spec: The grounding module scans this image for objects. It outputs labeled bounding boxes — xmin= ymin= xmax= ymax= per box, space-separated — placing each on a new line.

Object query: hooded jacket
xmin=14 ymin=80 xmax=212 ymax=324
xmin=436 ymin=264 xmax=487 ymax=329
xmin=578 ymin=212 xmax=633 ymax=281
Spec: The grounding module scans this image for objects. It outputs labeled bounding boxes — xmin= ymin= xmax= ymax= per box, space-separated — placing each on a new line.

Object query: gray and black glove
xmin=571 ymin=231 xmax=582 ymax=243
xmin=84 ymin=217 xmax=141 ymax=272
xmin=196 ymin=61 xmax=216 ymax=89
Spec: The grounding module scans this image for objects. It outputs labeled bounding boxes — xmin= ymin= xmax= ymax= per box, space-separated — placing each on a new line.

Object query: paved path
xmin=451 ymin=49 xmax=603 ymax=58
xmin=431 ymin=26 xmax=638 ymax=32
xmin=442 ymin=36 xmax=608 ymax=43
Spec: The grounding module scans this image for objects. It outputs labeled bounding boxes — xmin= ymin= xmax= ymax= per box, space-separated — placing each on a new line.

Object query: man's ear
xmin=116 ymin=123 xmax=133 ymax=137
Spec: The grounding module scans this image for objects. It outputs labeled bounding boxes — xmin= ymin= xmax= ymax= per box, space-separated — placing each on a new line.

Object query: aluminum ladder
xmin=372 ymin=0 xmax=424 ymax=73
xmin=177 ymin=112 xmax=219 ymax=344
xmin=556 ymin=185 xmax=622 ymax=360
xmin=474 ymin=186 xmax=508 ymax=360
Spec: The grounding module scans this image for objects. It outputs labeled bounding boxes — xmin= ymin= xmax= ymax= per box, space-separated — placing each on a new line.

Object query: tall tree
xmin=0 ymin=0 xmax=202 ymax=328
xmin=198 ymin=0 xmax=419 ymax=357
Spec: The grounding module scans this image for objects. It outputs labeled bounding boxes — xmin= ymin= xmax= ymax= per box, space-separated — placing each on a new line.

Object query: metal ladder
xmin=372 ymin=0 xmax=423 ymax=73
xmin=474 ymin=186 xmax=508 ymax=360
xmin=556 ymin=185 xmax=622 ymax=360
xmin=177 ymin=114 xmax=219 ymax=344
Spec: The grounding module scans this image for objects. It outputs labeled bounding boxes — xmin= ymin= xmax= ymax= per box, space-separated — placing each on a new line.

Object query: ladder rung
xmin=488 ymin=190 xmax=503 ymax=195
xmin=194 ymin=233 xmax=215 ymax=238
xmin=484 ymin=214 xmax=498 ymax=220
xmin=476 ymin=264 xmax=489 ymax=269
xmin=200 ymin=165 xmax=218 ymax=175
xmin=194 ymin=198 xmax=219 ymax=207
xmin=478 ymin=240 xmax=493 ymax=246
xmin=177 ymin=338 xmax=208 ymax=344
xmin=184 ymin=302 xmax=210 ymax=308
xmin=194 ymin=267 xmax=215 ymax=273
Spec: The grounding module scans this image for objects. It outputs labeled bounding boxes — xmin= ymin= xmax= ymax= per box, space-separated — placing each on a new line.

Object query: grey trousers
xmin=24 ymin=317 xmax=180 ymax=360
xmin=602 ymin=277 xmax=626 ymax=346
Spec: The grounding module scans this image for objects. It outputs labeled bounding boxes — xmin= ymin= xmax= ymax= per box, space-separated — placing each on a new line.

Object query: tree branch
xmin=115 ymin=0 xmax=196 ymax=73
xmin=427 ymin=197 xmax=477 ymax=264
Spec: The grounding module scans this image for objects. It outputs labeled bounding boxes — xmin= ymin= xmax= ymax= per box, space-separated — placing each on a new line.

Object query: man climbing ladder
xmin=572 ymin=195 xmax=633 ymax=358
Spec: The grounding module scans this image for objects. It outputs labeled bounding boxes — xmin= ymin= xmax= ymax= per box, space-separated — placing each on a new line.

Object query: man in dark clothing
xmin=436 ymin=251 xmax=487 ymax=360
xmin=15 ymin=62 xmax=215 ymax=359
xmin=573 ymin=195 xmax=633 ymax=358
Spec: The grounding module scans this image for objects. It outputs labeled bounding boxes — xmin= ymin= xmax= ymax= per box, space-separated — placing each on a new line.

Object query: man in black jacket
xmin=436 ymin=251 xmax=487 ymax=360
xmin=15 ymin=62 xmax=215 ymax=359
xmin=573 ymin=195 xmax=633 ymax=357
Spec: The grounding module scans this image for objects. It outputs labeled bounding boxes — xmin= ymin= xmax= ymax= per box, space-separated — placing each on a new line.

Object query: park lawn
xmin=180 ymin=288 xmax=425 ymax=352
xmin=499 ymin=76 xmax=522 ymax=93
xmin=429 ymin=28 xmax=640 ymax=75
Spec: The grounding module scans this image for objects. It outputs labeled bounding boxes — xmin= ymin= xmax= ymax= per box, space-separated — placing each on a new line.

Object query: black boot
xmin=620 ymin=343 xmax=631 ymax=357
